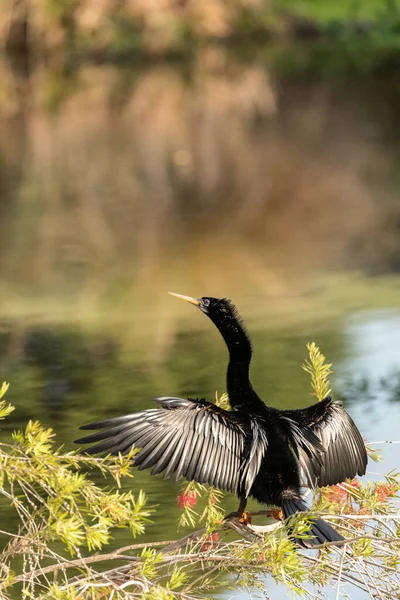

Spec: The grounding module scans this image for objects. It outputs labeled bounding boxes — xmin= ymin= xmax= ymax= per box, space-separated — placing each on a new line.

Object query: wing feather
xmin=76 ymin=396 xmax=268 ymax=496
xmin=280 ymin=397 xmax=367 ymax=488
xmin=185 ymin=432 xmax=204 ymax=481
xmin=151 ymin=428 xmax=179 ymax=475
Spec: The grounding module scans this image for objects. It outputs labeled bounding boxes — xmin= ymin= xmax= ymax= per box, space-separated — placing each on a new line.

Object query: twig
xmin=302 ymin=554 xmax=380 ymax=594
xmin=161 ymin=528 xmax=208 ymax=554
xmin=320 ymin=514 xmax=399 ymax=520
xmin=335 ymin=544 xmax=347 ymax=600
xmin=368 ymin=441 xmax=400 ymax=444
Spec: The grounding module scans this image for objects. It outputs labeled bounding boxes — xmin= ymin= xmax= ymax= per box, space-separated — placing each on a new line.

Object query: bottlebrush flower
xmin=375 ymin=483 xmax=397 ymax=503
xmin=347 ymin=478 xmax=360 ymax=492
xmin=322 ymin=479 xmax=359 ymax=503
xmin=201 ymin=532 xmax=220 ymax=552
xmin=177 ymin=490 xmax=199 ymax=509
xmin=323 ymin=485 xmax=347 ymax=503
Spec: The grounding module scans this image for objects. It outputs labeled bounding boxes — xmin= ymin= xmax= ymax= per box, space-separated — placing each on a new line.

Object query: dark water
xmin=1 ymin=47 xmax=400 ymax=598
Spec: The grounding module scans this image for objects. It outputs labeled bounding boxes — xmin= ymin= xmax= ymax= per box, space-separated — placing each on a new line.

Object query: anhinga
xmin=76 ymin=294 xmax=367 ymax=546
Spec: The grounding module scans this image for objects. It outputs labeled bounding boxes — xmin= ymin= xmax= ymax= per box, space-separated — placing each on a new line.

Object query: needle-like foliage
xmin=1 ymin=353 xmax=400 ymax=600
xmin=302 ymin=342 xmax=333 ymax=400
xmin=0 ymin=382 xmax=14 ymax=420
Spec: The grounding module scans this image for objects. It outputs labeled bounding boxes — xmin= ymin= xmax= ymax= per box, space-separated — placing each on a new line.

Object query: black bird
xmin=76 ymin=294 xmax=367 ymax=546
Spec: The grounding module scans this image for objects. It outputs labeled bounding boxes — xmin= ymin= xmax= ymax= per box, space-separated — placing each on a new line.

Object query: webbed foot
xmin=225 ymin=510 xmax=252 ymax=525
xmin=251 ymin=508 xmax=283 ymax=521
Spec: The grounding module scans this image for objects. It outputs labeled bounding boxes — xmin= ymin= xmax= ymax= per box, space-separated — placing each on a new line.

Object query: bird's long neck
xmin=212 ymin=312 xmax=264 ymax=411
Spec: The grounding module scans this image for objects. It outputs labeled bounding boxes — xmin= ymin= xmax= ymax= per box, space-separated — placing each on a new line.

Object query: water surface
xmin=1 ymin=47 xmax=400 ymax=598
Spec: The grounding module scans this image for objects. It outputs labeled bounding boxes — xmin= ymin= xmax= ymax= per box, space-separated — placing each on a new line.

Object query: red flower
xmin=200 ymin=532 xmax=219 ymax=552
xmin=345 ymin=478 xmax=360 ymax=496
xmin=375 ymin=483 xmax=397 ymax=503
xmin=323 ymin=479 xmax=359 ymax=504
xmin=177 ymin=490 xmax=199 ymax=509
xmin=324 ymin=485 xmax=347 ymax=503
xmin=348 ymin=478 xmax=359 ymax=489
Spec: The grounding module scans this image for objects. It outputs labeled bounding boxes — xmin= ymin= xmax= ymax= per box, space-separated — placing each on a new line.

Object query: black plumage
xmin=76 ymin=294 xmax=367 ymax=547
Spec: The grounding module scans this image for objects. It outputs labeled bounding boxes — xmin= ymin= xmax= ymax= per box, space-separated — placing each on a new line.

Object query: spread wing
xmin=280 ymin=397 xmax=367 ymax=488
xmin=75 ymin=396 xmax=268 ymax=497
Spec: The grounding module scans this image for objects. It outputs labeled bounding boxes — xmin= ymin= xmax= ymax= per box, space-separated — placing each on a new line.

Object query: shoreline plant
xmin=0 ymin=343 xmax=399 ymax=599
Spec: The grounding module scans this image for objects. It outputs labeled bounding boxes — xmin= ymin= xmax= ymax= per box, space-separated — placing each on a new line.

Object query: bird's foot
xmin=267 ymin=508 xmax=283 ymax=521
xmin=250 ymin=509 xmax=283 ymax=521
xmin=225 ymin=510 xmax=252 ymax=525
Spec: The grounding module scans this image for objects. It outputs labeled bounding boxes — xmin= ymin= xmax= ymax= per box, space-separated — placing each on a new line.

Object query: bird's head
xmin=168 ymin=293 xmax=251 ymax=354
xmin=168 ymin=292 xmax=232 ymax=318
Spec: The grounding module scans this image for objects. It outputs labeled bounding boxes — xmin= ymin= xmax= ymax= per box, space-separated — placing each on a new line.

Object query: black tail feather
xmin=282 ymin=497 xmax=343 ymax=547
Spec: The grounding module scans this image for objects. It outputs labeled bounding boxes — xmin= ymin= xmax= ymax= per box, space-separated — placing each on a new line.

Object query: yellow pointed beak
xmin=168 ymin=292 xmax=199 ymax=306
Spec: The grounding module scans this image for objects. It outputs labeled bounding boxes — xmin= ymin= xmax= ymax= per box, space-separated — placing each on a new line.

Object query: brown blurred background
xmin=1 ymin=3 xmax=400 ymax=589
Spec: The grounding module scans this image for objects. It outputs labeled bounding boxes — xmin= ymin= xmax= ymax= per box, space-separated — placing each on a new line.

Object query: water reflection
xmin=1 ymin=47 xmax=400 ymax=599
xmin=1 ymin=50 xmax=400 ymax=328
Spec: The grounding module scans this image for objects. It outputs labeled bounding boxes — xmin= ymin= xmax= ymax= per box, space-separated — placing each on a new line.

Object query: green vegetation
xmin=302 ymin=342 xmax=333 ymax=401
xmin=276 ymin=0 xmax=397 ymax=22
xmin=1 ymin=344 xmax=399 ymax=598
xmin=2 ymin=0 xmax=400 ymax=66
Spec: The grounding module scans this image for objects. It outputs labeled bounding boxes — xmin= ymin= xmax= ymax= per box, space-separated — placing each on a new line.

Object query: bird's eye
xmin=202 ymin=298 xmax=210 ymax=307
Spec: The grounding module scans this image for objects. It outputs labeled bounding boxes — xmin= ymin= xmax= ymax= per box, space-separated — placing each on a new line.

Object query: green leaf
xmin=302 ymin=342 xmax=332 ymax=400
xmin=215 ymin=391 xmax=230 ymax=410
xmin=0 ymin=382 xmax=14 ymax=420
xmin=0 ymin=381 xmax=9 ymax=400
